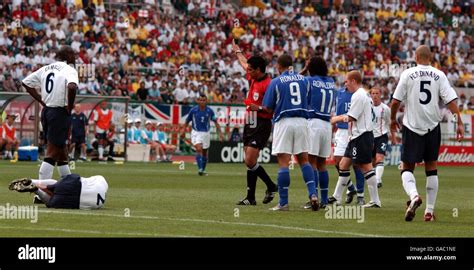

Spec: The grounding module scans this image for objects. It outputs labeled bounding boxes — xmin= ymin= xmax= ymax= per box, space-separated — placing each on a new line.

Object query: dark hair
xmin=199 ymin=93 xmax=207 ymax=99
xmin=308 ymin=56 xmax=328 ymax=76
xmin=247 ymin=56 xmax=267 ymax=73
xmin=277 ymin=54 xmax=293 ymax=68
xmin=56 ymin=46 xmax=75 ymax=63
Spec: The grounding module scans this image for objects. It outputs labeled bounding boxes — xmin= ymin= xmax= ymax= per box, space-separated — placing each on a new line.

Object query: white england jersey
xmin=347 ymin=88 xmax=373 ymax=140
xmin=372 ymin=103 xmax=391 ymax=138
xmin=22 ymin=61 xmax=79 ymax=107
xmin=79 ymin=175 xmax=108 ymax=210
xmin=393 ymin=64 xmax=458 ymax=135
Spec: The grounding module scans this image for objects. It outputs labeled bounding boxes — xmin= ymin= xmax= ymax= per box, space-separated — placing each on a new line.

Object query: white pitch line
xmin=37 ymin=209 xmax=396 ymax=238
xmin=0 ymin=225 xmax=197 ymax=238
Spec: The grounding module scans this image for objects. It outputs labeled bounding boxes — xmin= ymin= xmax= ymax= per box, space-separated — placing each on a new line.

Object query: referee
xmin=232 ymin=40 xmax=277 ymax=205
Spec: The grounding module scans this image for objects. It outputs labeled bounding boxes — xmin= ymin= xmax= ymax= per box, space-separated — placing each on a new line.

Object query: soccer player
xmin=330 ymin=87 xmax=366 ymax=206
xmin=182 ymin=94 xmax=224 ymax=176
xmin=1 ymin=114 xmax=19 ymax=160
xmin=232 ymin=39 xmax=277 ymax=206
xmin=299 ymin=57 xmax=335 ymax=209
xmin=390 ymin=45 xmax=464 ymax=221
xmin=69 ymin=104 xmax=88 ymax=161
xmin=93 ymin=101 xmax=113 ymax=161
xmin=370 ymin=87 xmax=392 ymax=188
xmin=9 ymin=174 xmax=108 ymax=210
xmin=330 ymin=70 xmax=381 ymax=208
xmin=262 ymin=54 xmax=319 ymax=211
xmin=22 ymin=45 xmax=78 ymax=179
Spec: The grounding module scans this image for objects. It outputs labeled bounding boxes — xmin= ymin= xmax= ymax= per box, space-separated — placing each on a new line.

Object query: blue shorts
xmin=41 ymin=107 xmax=71 ymax=146
xmin=46 ymin=174 xmax=82 ymax=209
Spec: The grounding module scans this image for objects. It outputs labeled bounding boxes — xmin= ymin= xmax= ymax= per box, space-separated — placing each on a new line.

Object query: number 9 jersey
xmin=22 ymin=61 xmax=79 ymax=108
xmin=262 ymin=71 xmax=310 ymax=123
xmin=393 ymin=65 xmax=458 ymax=135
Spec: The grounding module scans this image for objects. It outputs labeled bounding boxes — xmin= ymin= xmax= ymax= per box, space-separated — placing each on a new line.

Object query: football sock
xmin=365 ymin=169 xmax=380 ymax=205
xmin=255 ymin=164 xmax=276 ymax=190
xmin=354 ymin=167 xmax=365 ymax=195
xmin=375 ymin=162 xmax=384 ymax=184
xmin=347 ymin=180 xmax=356 ymax=192
xmin=32 ymin=179 xmax=57 ymax=186
xmin=401 ymin=170 xmax=419 ymax=200
xmin=195 ymin=154 xmax=203 ymax=171
xmin=35 ymin=189 xmax=51 ymax=203
xmin=246 ymin=164 xmax=258 ymax=200
xmin=333 ymin=170 xmax=350 ymax=202
xmin=57 ymin=161 xmax=71 ymax=177
xmin=39 ymin=158 xmax=55 ymax=180
xmin=57 ymin=165 xmax=71 ymax=177
xmin=301 ymin=163 xmax=316 ymax=198
xmin=425 ymin=170 xmax=438 ymax=214
xmin=319 ymin=170 xmax=329 ymax=204
xmin=313 ymin=169 xmax=319 ymax=198
xmin=98 ymin=146 xmax=104 ymax=159
xmin=202 ymin=156 xmax=208 ymax=171
xmin=277 ymin=168 xmax=290 ymax=206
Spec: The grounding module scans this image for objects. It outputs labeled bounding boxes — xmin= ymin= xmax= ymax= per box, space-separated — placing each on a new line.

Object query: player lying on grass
xmin=8 ymin=173 xmax=108 ymax=210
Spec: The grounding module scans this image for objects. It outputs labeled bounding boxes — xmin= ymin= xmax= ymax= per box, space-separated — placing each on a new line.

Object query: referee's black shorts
xmin=344 ymin=131 xmax=374 ymax=164
xmin=41 ymin=107 xmax=71 ymax=147
xmin=401 ymin=124 xmax=441 ymax=163
xmin=243 ymin=117 xmax=272 ymax=150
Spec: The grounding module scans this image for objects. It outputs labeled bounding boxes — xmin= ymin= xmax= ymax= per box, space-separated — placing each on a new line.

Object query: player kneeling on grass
xmin=9 ymin=174 xmax=108 ymax=210
xmin=182 ymin=94 xmax=224 ymax=176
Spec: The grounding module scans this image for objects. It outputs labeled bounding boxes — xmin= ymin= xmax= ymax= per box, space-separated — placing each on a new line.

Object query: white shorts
xmin=191 ymin=130 xmax=211 ymax=149
xmin=308 ymin=118 xmax=332 ymax=158
xmin=333 ymin=128 xmax=349 ymax=157
xmin=79 ymin=175 xmax=109 ymax=210
xmin=272 ymin=117 xmax=309 ymax=155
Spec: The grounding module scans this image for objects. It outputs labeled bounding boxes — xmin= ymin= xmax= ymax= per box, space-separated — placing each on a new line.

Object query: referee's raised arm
xmin=232 ymin=39 xmax=248 ymax=70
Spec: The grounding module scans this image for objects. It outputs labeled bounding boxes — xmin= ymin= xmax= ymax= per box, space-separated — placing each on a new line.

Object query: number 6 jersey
xmin=393 ymin=64 xmax=458 ymax=135
xmin=22 ymin=61 xmax=79 ymax=107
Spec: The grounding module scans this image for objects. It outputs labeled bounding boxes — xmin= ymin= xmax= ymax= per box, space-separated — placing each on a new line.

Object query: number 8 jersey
xmin=393 ymin=64 xmax=457 ymax=135
xmin=22 ymin=61 xmax=79 ymax=107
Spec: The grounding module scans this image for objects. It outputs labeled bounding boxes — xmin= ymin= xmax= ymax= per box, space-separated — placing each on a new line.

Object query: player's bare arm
xmin=446 ymin=99 xmax=465 ymax=142
xmin=330 ymin=114 xmax=353 ymax=125
xmin=232 ymin=39 xmax=248 ymax=70
xmin=67 ymin=83 xmax=77 ymax=114
xmin=390 ymin=99 xmax=401 ymax=133
xmin=22 ymin=83 xmax=46 ymax=107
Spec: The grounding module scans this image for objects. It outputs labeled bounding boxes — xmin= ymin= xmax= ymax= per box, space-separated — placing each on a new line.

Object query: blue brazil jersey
xmin=186 ymin=106 xmax=216 ymax=132
xmin=307 ymin=75 xmax=335 ymax=122
xmin=335 ymin=88 xmax=353 ymax=129
xmin=263 ymin=70 xmax=310 ymax=123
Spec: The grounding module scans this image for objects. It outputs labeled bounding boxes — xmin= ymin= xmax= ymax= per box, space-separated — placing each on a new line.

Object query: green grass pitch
xmin=0 ymin=161 xmax=472 ymax=237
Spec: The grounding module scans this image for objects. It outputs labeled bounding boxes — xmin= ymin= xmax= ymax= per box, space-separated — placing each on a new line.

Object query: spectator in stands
xmin=2 ymin=73 xmax=18 ymax=92
xmin=136 ymin=81 xmax=149 ymax=101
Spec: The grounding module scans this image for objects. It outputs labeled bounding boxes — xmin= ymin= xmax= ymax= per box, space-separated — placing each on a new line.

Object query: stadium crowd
xmin=0 ymin=0 xmax=472 ymax=106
